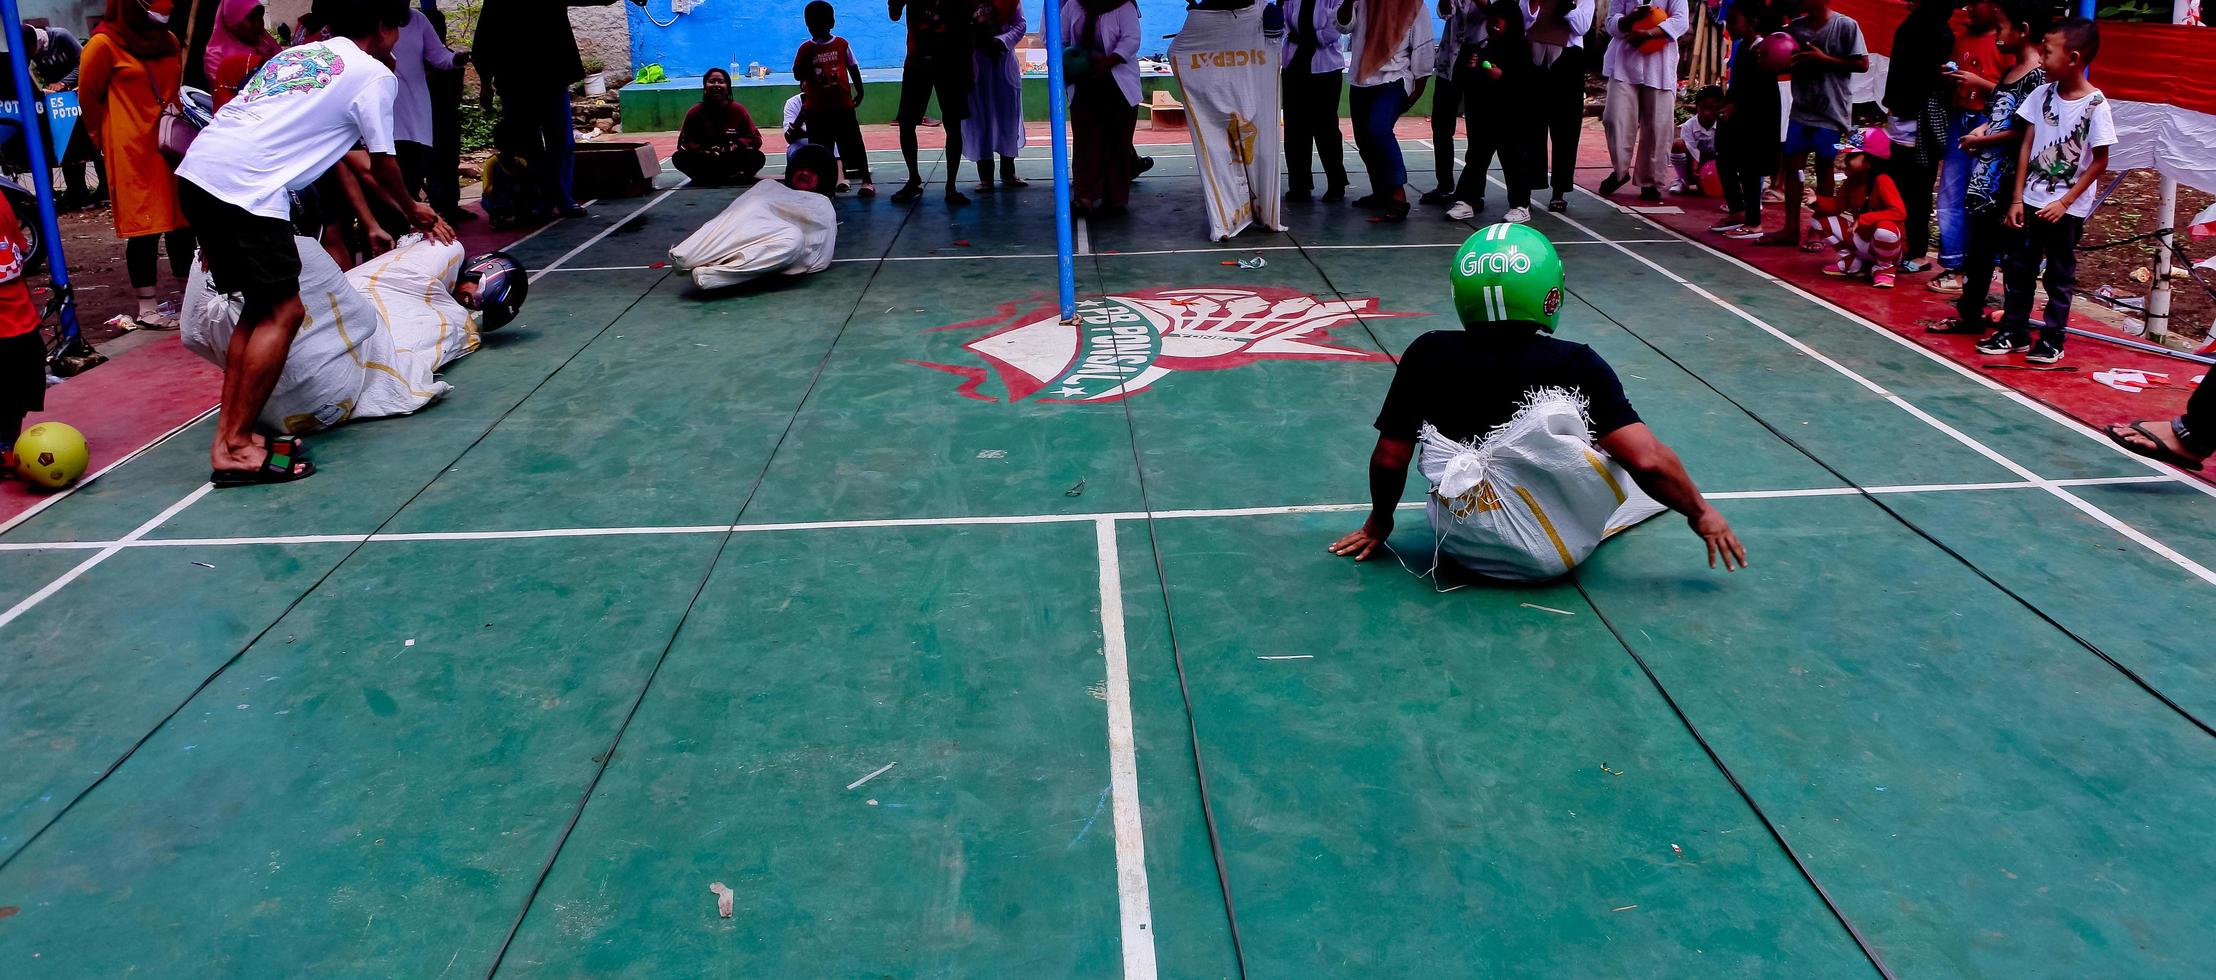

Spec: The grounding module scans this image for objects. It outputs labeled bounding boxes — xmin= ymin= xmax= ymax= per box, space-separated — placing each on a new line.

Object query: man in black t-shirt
xmin=1330 ymin=224 xmax=1747 ymax=575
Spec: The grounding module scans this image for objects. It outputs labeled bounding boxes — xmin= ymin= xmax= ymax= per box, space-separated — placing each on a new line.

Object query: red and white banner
xmin=1835 ymin=0 xmax=2216 ymax=195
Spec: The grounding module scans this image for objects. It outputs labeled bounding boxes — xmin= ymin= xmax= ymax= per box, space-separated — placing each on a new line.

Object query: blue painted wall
xmin=627 ymin=0 xmax=1198 ymax=77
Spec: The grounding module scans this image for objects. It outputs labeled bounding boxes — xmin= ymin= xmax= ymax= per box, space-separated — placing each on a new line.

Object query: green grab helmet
xmin=1450 ymin=222 xmax=1567 ymax=334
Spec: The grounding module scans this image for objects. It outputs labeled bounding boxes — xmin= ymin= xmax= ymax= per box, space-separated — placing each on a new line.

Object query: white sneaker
xmin=1502 ymin=206 xmax=1531 ymax=224
xmin=1446 ymin=201 xmax=1476 ymax=220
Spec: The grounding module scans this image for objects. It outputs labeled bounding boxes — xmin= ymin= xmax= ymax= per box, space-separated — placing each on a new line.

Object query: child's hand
xmin=2037 ymin=199 xmax=2069 ymax=223
xmin=2005 ymin=202 xmax=2025 ymax=228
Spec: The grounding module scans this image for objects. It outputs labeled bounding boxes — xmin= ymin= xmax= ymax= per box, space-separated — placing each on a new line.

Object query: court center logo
xmin=910 ymin=286 xmax=1413 ymax=403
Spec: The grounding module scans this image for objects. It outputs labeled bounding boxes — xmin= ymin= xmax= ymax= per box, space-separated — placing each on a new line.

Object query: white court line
xmin=1569 ymin=183 xmax=2216 ymax=504
xmin=1075 ymin=216 xmax=1092 ymax=256
xmin=0 ymin=406 xmax=217 ymax=536
xmin=0 ymin=477 xmax=2174 ymax=554
xmin=1520 ymin=180 xmax=2216 ymax=588
xmin=0 ymin=190 xmax=607 ymax=539
xmin=529 ymin=181 xmax=690 ymax=284
xmin=0 ymin=484 xmax=212 ymax=630
xmin=1092 ymin=518 xmax=1158 ymax=980
xmin=0 ymin=185 xmax=699 ymax=629
xmin=803 ymin=240 xmax=1667 ymax=267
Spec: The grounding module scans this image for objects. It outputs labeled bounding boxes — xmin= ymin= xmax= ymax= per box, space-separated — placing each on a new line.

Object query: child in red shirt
xmin=792 ymin=1 xmax=873 ymax=195
xmin=0 ymin=204 xmax=46 ymax=476
xmin=1813 ymin=126 xmax=1909 ymax=288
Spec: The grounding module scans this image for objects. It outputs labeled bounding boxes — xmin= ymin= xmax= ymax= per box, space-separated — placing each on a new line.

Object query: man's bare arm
xmin=1328 ymin=435 xmax=1415 ymax=561
xmin=1597 ymin=423 xmax=1748 ymax=570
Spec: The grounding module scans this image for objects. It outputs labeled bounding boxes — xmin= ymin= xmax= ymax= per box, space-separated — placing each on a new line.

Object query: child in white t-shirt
xmin=1670 ymin=85 xmax=1723 ymax=195
xmin=1976 ymin=16 xmax=2113 ymax=366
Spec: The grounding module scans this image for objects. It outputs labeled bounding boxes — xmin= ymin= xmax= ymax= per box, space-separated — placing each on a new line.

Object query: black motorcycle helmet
xmin=455 ymin=251 xmax=528 ymax=331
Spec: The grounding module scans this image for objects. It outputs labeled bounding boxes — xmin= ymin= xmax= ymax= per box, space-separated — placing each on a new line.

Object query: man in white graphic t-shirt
xmin=176 ymin=0 xmax=454 ymax=487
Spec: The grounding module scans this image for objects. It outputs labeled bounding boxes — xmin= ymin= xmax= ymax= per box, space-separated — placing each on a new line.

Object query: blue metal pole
xmin=1 ymin=0 xmax=83 ymax=348
xmin=2076 ymin=0 xmax=2095 ymax=17
xmin=1041 ymin=0 xmax=1078 ymax=321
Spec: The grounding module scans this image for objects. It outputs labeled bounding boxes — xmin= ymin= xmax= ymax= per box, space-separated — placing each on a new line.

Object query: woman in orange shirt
xmin=79 ymin=0 xmax=195 ymax=329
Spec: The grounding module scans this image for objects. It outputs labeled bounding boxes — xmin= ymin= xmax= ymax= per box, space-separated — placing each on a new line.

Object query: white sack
xmin=182 ymin=236 xmax=479 ymax=434
xmin=667 ymin=180 xmax=837 ymax=290
xmin=1168 ymin=6 xmax=1285 ymax=242
xmin=1416 ymin=390 xmax=1667 ymax=582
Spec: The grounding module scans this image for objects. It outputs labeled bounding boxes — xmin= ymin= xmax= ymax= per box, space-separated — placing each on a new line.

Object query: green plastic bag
xmin=633 ymin=64 xmax=667 ymax=85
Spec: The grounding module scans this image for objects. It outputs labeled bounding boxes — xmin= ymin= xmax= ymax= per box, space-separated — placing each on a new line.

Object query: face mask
xmin=142 ymin=0 xmax=174 ymax=24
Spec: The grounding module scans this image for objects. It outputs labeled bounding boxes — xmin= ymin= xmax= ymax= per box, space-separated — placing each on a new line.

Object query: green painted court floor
xmin=3 ymin=141 xmax=2215 ymax=978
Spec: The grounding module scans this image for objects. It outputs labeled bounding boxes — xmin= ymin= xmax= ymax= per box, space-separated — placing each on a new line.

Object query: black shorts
xmin=178 ymin=179 xmax=301 ymax=304
xmin=898 ymin=49 xmax=973 ymax=126
xmin=0 ymin=329 xmax=45 ymax=418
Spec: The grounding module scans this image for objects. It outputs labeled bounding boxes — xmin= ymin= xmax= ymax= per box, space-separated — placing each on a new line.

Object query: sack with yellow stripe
xmin=183 ymin=236 xmax=481 ymax=434
xmin=1416 ymin=388 xmax=1666 ymax=582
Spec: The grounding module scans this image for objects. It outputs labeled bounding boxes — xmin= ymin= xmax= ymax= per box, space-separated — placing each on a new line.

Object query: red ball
xmin=1755 ymin=31 xmax=1799 ymax=74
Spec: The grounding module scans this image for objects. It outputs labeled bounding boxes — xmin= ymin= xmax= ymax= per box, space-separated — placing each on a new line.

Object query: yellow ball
xmin=13 ymin=421 xmax=89 ymax=490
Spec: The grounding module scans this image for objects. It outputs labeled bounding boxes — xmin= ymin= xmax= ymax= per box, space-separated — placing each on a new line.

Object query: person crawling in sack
xmin=666 ymin=144 xmax=840 ymax=290
xmin=1328 ymin=223 xmax=1747 ymax=580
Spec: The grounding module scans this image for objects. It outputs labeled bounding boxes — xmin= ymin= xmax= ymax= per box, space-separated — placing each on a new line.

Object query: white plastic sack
xmin=1415 ymin=389 xmax=1667 ymax=582
xmin=182 ymin=236 xmax=479 ymax=434
xmin=667 ymin=179 xmax=837 ymax=290
xmin=344 ymin=238 xmax=482 ymax=415
xmin=1168 ymin=6 xmax=1285 ymax=242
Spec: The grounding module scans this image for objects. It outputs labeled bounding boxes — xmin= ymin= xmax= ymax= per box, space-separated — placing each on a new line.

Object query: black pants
xmin=1717 ymin=138 xmax=1772 ymax=227
xmin=1999 ymin=211 xmax=2082 ymax=347
xmin=125 ymin=228 xmax=195 ymax=288
xmin=428 ymin=64 xmax=466 ymax=214
xmin=672 ymin=146 xmax=767 ymax=186
xmin=1430 ymin=70 xmax=1460 ymax=190
xmin=1282 ymin=67 xmax=1347 ymax=195
xmin=1954 ymin=206 xmax=2021 ymax=324
xmin=802 ymin=105 xmax=871 ymax=181
xmin=2180 ymin=376 xmax=2214 ymax=457
xmin=1893 ymin=153 xmax=1937 ymax=264
xmin=398 ymin=139 xmax=434 ymax=202
xmin=1450 ymin=74 xmax=1498 ymax=206
xmin=1509 ymin=46 xmax=1583 ymax=205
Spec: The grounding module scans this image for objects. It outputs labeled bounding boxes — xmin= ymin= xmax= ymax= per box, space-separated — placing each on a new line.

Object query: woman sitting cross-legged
xmin=673 ymin=68 xmax=767 ymax=187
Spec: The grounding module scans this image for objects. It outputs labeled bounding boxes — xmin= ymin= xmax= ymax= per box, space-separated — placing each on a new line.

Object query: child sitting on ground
xmin=1671 ymin=85 xmax=1723 ymax=195
xmin=1975 ymin=15 xmax=2111 ymax=366
xmin=1811 ymin=126 xmax=1907 ymax=288
xmin=0 ymin=203 xmax=40 ymax=478
xmin=1712 ymin=0 xmax=1782 ymax=239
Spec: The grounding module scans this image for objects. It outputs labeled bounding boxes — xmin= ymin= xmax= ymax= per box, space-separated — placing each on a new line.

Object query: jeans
xmin=2000 ymin=211 xmax=2082 ymax=347
xmin=1282 ymin=68 xmax=1348 ymax=194
xmin=1349 ymin=81 xmax=1411 ymax=199
xmin=1935 ymin=109 xmax=1978 ymax=269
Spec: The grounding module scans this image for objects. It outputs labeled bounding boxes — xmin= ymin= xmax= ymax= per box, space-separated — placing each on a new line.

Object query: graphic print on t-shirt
xmin=239 ymin=45 xmax=346 ymax=105
xmin=2024 ymin=92 xmax=2102 ymax=201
